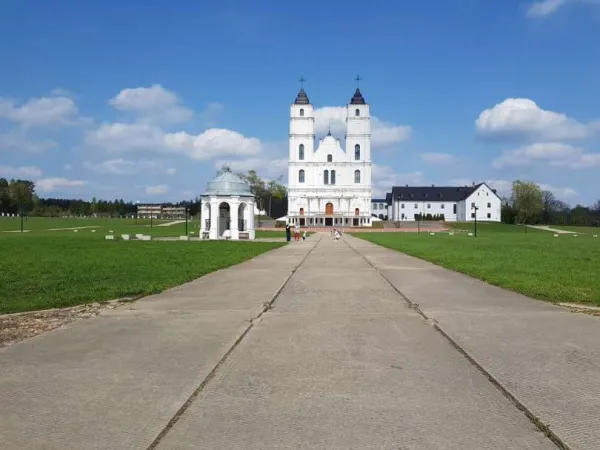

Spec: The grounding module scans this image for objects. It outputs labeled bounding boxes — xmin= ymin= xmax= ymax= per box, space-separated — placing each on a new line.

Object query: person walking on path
xmin=285 ymin=223 xmax=291 ymax=242
xmin=294 ymin=223 xmax=300 ymax=241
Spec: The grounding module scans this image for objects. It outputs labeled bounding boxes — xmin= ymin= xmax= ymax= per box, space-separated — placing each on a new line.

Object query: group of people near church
xmin=285 ymin=223 xmax=306 ymax=242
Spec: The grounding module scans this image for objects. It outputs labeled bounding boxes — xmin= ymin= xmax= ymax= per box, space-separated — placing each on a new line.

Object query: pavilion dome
xmin=203 ymin=171 xmax=253 ymax=197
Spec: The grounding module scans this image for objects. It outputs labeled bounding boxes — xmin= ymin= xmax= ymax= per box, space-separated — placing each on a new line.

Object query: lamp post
xmin=185 ymin=205 xmax=188 ymax=236
xmin=472 ymin=205 xmax=479 ymax=237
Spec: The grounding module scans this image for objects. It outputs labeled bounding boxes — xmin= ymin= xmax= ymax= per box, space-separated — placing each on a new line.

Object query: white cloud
xmin=109 ymin=85 xmax=193 ymax=124
xmin=83 ymin=158 xmax=177 ymax=176
xmin=492 ymin=142 xmax=600 ymax=169
xmin=539 ymin=183 xmax=578 ymax=198
xmin=87 ymin=122 xmax=262 ymax=161
xmin=476 ymin=98 xmax=598 ymax=141
xmin=527 ymin=0 xmax=568 ymax=16
xmin=213 ymin=157 xmax=288 ymax=179
xmin=0 ymin=95 xmax=80 ymax=128
xmin=36 ymin=177 xmax=87 ymax=193
xmin=526 ymin=0 xmax=600 ymax=17
xmin=421 ymin=152 xmax=455 ymax=164
xmin=372 ymin=163 xmax=424 ymax=197
xmin=0 ymin=165 xmax=43 ymax=178
xmin=313 ymin=106 xmax=411 ymax=148
xmin=145 ymin=184 xmax=170 ymax=195
xmin=0 ymin=131 xmax=58 ymax=153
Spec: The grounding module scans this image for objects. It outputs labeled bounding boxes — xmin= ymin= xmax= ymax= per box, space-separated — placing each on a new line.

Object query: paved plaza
xmin=1 ymin=233 xmax=599 ymax=449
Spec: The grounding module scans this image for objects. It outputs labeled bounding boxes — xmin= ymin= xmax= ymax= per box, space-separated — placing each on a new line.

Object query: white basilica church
xmin=287 ymin=83 xmax=373 ymax=228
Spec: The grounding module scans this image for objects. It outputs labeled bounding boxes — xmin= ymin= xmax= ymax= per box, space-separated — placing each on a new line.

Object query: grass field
xmin=0 ymin=220 xmax=285 ymax=314
xmin=355 ymin=223 xmax=600 ymax=305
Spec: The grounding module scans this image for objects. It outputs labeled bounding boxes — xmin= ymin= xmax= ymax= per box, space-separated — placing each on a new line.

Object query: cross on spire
xmin=355 ymin=74 xmax=362 ymax=88
xmin=327 ymin=124 xmax=331 ymax=136
xmin=299 ymin=75 xmax=306 ymax=89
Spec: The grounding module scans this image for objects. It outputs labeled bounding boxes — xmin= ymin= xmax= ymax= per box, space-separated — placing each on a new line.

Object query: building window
xmin=487 ymin=202 xmax=491 ymax=208
xmin=471 ymin=202 xmax=475 ymax=208
xmin=453 ymin=204 xmax=457 ymax=214
xmin=298 ymin=170 xmax=305 ymax=183
xmin=427 ymin=204 xmax=431 ymax=209
xmin=299 ymin=144 xmax=304 ymax=160
xmin=471 ymin=213 xmax=475 ymax=218
xmin=354 ymin=144 xmax=360 ymax=160
xmin=441 ymin=204 xmax=445 ymax=209
xmin=487 ymin=213 xmax=491 ymax=219
xmin=327 ymin=154 xmax=332 ymax=162
xmin=354 ymin=170 xmax=360 ymax=183
xmin=401 ymin=203 xmax=405 ymax=209
xmin=414 ymin=204 xmax=418 ymax=209
xmin=355 ymin=108 xmax=360 ymax=117
xmin=330 ymin=170 xmax=336 ymax=185
xmin=324 ymin=170 xmax=329 ymax=185
xmin=299 ymin=108 xmax=304 ymax=117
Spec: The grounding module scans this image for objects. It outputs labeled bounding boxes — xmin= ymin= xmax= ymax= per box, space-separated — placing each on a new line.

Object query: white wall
xmin=391 ymin=200 xmax=457 ymax=221
xmin=462 ymin=184 xmax=502 ymax=222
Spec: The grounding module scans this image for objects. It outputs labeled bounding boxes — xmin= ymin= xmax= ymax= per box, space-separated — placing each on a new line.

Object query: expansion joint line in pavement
xmin=342 ymin=238 xmax=569 ymax=450
xmin=145 ymin=235 xmax=322 ymax=450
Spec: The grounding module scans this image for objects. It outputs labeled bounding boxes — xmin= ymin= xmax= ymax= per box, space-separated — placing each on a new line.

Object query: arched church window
xmin=330 ymin=170 xmax=336 ymax=185
xmin=327 ymin=154 xmax=332 ymax=162
xmin=355 ymin=109 xmax=360 ymax=117
xmin=299 ymin=170 xmax=305 ymax=183
xmin=354 ymin=144 xmax=360 ymax=160
xmin=299 ymin=108 xmax=304 ymax=117
xmin=299 ymin=144 xmax=304 ymax=160
xmin=354 ymin=170 xmax=361 ymax=183
xmin=323 ymin=170 xmax=329 ymax=185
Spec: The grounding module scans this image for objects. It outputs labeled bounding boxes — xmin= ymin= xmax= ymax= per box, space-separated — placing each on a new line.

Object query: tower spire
xmin=355 ymin=74 xmax=361 ymax=89
xmin=327 ymin=125 xmax=331 ymax=136
xmin=294 ymin=74 xmax=310 ymax=105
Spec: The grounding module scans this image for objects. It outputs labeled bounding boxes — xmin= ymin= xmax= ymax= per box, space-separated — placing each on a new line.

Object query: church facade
xmin=286 ymin=84 xmax=373 ymax=227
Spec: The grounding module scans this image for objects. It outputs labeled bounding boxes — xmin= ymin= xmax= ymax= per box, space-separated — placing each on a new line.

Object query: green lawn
xmin=0 ymin=217 xmax=200 ymax=237
xmin=355 ymin=224 xmax=600 ymax=305
xmin=0 ymin=231 xmax=284 ymax=314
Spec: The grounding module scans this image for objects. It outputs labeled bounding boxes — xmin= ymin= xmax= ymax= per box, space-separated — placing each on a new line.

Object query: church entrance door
xmin=325 ymin=203 xmax=334 ymax=215
xmin=325 ymin=217 xmax=333 ymax=227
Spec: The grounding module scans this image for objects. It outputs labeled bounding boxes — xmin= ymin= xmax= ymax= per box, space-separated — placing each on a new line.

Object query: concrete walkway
xmin=1 ymin=233 xmax=598 ymax=449
xmin=527 ymin=225 xmax=575 ymax=234
xmin=345 ymin=234 xmax=600 ymax=450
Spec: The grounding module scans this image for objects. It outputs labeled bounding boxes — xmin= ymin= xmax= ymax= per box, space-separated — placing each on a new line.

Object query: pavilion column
xmin=209 ymin=198 xmax=219 ymax=240
xmin=247 ymin=201 xmax=255 ymax=240
xmin=229 ymin=197 xmax=239 ymax=240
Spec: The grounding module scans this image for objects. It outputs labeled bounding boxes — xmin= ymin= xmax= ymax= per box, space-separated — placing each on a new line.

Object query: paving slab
xmin=156 ymin=234 xmax=554 ymax=450
xmin=346 ymin=234 xmax=600 ymax=450
xmin=0 ymin=240 xmax=316 ymax=450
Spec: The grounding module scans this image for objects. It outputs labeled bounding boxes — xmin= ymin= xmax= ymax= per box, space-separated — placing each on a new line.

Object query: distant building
xmin=386 ymin=183 xmax=501 ymax=222
xmin=137 ymin=204 xmax=186 ymax=219
xmin=371 ymin=198 xmax=388 ymax=220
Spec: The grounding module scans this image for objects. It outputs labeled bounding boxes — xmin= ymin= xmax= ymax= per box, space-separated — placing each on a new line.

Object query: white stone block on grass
xmin=135 ymin=234 xmax=144 ymax=239
xmin=449 ymin=232 xmax=454 ymax=236
xmin=179 ymin=236 xmax=190 ymax=241
xmin=105 ymin=235 xmax=115 ymax=240
xmin=91 ymin=229 xmax=96 ymax=233
xmin=554 ymin=234 xmax=559 ymax=237
xmin=73 ymin=230 xmax=78 ymax=233
xmin=468 ymin=232 xmax=473 ymax=237
xmin=121 ymin=234 xmax=130 ymax=240
xmin=429 ymin=232 xmax=435 ymax=236
xmin=594 ymin=235 xmax=598 ymax=238
xmin=140 ymin=235 xmax=152 ymax=241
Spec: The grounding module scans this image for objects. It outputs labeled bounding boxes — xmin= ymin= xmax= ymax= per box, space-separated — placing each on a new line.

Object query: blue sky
xmin=1 ymin=0 xmax=599 ymax=205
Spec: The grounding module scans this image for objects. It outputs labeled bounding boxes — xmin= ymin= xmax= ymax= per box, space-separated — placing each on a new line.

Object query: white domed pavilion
xmin=200 ymin=171 xmax=256 ymax=240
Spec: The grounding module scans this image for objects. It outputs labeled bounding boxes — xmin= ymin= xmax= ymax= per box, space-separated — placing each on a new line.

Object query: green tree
xmin=511 ymin=180 xmax=543 ymax=226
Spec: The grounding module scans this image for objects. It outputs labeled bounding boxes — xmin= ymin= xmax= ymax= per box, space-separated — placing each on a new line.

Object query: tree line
xmin=0 ymin=168 xmax=288 ymax=219
xmin=502 ymin=180 xmax=600 ymax=227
